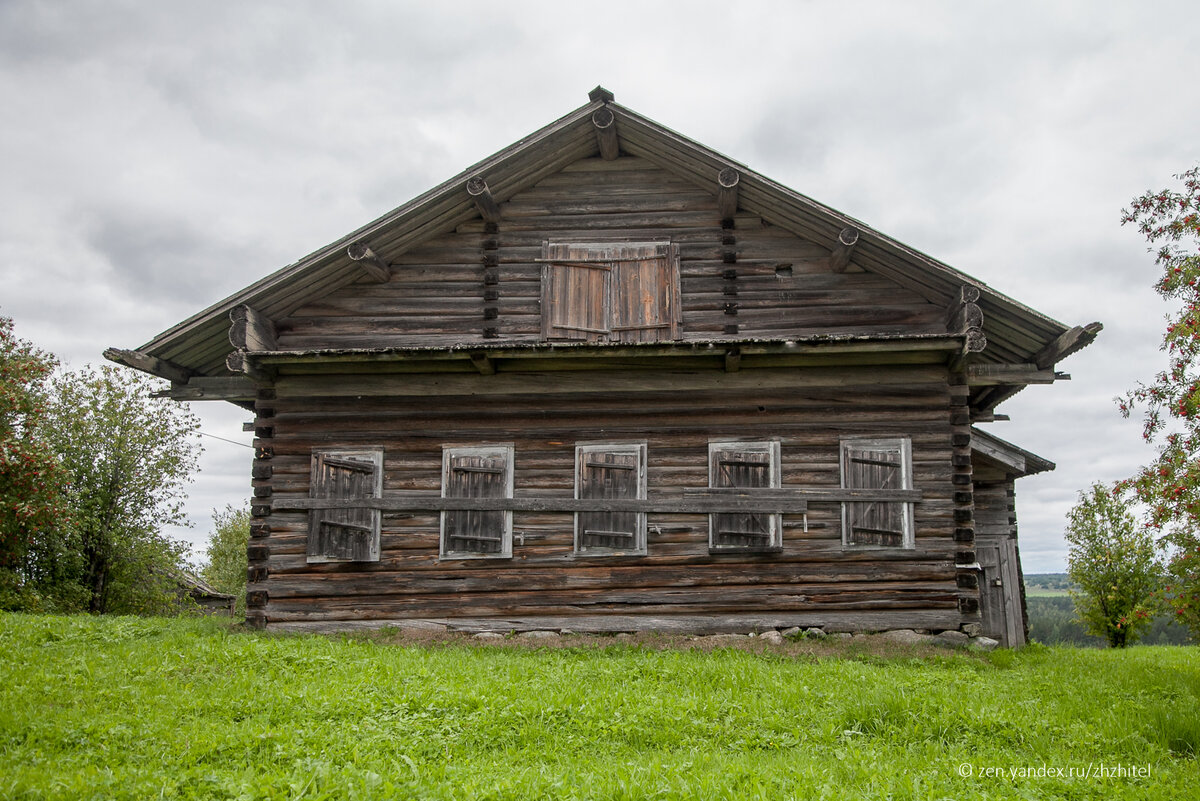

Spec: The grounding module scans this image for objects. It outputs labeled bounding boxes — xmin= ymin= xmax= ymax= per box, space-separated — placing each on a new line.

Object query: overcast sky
xmin=2 ymin=1 xmax=1197 ymax=571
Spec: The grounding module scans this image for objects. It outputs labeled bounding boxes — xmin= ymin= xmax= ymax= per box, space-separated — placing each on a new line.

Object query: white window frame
xmin=574 ymin=442 xmax=648 ymax=557
xmin=707 ymin=439 xmax=782 ymax=552
xmin=440 ymin=444 xmax=515 ymax=560
xmin=839 ymin=437 xmax=915 ymax=549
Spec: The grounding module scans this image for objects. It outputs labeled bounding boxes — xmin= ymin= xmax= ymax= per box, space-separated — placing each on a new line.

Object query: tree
xmin=0 ymin=315 xmax=71 ymax=609
xmin=1065 ymin=483 xmax=1162 ymax=647
xmin=36 ymin=364 xmax=201 ymax=613
xmin=201 ymin=504 xmax=251 ymax=614
xmin=1119 ymin=166 xmax=1200 ymax=638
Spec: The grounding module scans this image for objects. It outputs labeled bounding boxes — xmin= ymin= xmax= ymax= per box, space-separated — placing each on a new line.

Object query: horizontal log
xmin=229 ymin=304 xmax=279 ymax=351
xmin=153 ymin=376 xmax=257 ymax=402
xmin=966 ymin=363 xmax=1057 ymax=386
xmin=272 ymin=486 xmax=921 ymax=513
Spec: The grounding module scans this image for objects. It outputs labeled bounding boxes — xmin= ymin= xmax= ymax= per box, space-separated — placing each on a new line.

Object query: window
xmin=307 ymin=449 xmax=383 ymax=563
xmin=441 ymin=445 xmax=514 ymax=558
xmin=840 ymin=438 xmax=914 ymax=548
xmin=708 ymin=440 xmax=782 ymax=551
xmin=575 ymin=443 xmax=647 ymax=556
xmin=541 ymin=241 xmax=681 ymax=343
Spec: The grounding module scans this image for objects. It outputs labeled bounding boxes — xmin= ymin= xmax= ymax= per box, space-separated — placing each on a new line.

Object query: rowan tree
xmin=1065 ymin=483 xmax=1161 ymax=647
xmin=0 ymin=315 xmax=70 ymax=606
xmin=1119 ymin=165 xmax=1200 ymax=637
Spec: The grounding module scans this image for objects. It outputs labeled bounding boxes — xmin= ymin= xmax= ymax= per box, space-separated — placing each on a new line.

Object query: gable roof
xmin=112 ymin=88 xmax=1098 ymax=394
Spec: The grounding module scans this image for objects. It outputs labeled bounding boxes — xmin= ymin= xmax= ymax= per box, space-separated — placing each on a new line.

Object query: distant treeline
xmin=1024 ymin=574 xmax=1194 ymax=646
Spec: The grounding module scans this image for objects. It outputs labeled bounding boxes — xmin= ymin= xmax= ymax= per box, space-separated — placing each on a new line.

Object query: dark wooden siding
xmin=275 ymin=156 xmax=943 ymax=350
xmin=249 ymin=364 xmax=966 ymax=632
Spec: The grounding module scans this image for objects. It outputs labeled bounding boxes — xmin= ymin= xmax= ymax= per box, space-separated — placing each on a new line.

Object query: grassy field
xmin=1 ymin=614 xmax=1197 ymax=800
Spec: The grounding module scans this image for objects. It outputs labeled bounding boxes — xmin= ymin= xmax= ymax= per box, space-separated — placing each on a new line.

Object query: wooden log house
xmin=107 ymin=88 xmax=1100 ymax=645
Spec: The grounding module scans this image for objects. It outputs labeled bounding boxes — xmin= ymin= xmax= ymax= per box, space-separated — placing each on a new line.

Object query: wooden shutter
xmin=843 ymin=442 xmax=907 ymax=547
xmin=442 ymin=447 xmax=513 ymax=557
xmin=541 ymin=242 xmax=680 ymax=343
xmin=611 ymin=244 xmax=680 ymax=343
xmin=708 ymin=442 xmax=780 ymax=550
xmin=576 ymin=444 xmax=646 ymax=554
xmin=308 ymin=451 xmax=382 ymax=562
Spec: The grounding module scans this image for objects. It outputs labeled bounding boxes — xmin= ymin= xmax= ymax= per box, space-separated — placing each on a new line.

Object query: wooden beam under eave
xmin=966 ymin=363 xmax=1058 ymax=386
xmin=717 ymin=168 xmax=740 ymax=221
xmin=948 ymin=328 xmax=987 ymax=373
xmin=226 ymin=351 xmax=273 ymax=384
xmin=1033 ymin=321 xmax=1103 ymax=369
xmin=592 ymin=107 xmax=620 ymax=160
xmin=468 ymin=352 xmax=496 ymax=375
xmin=103 ymin=348 xmax=194 ymax=383
xmin=828 ymin=227 xmax=860 ymax=272
xmin=724 ymin=348 xmax=741 ymax=373
xmin=228 ymin=305 xmax=278 ymax=351
xmin=346 ymin=242 xmax=391 ymax=282
xmin=466 ymin=177 xmax=503 ymax=224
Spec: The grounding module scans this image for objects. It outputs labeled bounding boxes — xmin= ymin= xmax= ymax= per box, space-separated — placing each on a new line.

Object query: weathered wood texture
xmin=249 ymin=364 xmax=966 ymax=630
xmin=275 ymin=157 xmax=944 ymax=351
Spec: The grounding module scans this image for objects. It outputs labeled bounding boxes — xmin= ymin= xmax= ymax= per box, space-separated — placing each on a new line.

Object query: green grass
xmin=1 ymin=615 xmax=1197 ymax=800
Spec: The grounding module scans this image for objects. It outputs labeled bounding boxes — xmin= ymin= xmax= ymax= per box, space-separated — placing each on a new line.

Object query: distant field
xmin=2 ymin=614 xmax=1198 ymax=799
xmin=1024 ymin=587 xmax=1072 ymax=597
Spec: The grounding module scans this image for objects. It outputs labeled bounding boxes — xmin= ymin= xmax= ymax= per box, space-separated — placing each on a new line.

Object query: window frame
xmin=540 ymin=241 xmax=682 ymax=344
xmin=439 ymin=444 xmax=515 ymax=560
xmin=306 ymin=448 xmax=384 ymax=564
xmin=707 ymin=439 xmax=783 ymax=553
xmin=573 ymin=441 xmax=648 ymax=557
xmin=839 ymin=437 xmax=915 ymax=550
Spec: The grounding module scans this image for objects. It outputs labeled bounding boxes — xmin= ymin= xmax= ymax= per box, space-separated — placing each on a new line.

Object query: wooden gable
xmin=273 ymin=156 xmax=945 ymax=352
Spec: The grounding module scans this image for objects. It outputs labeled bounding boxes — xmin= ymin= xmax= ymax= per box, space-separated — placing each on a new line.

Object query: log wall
xmin=247 ymin=364 xmax=973 ymax=633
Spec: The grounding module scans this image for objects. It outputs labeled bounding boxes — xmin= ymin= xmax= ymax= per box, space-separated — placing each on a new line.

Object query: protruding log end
xmin=717 ymin=167 xmax=740 ymax=220
xmin=592 ymin=107 xmax=619 ymax=160
xmin=346 ymin=242 xmax=390 ymax=282
xmin=466 ymin=176 xmax=503 ymax=223
xmin=829 ymin=226 xmax=860 ymax=272
xmin=588 ymin=86 xmax=614 ymax=103
xmin=465 ymin=176 xmax=489 ymax=198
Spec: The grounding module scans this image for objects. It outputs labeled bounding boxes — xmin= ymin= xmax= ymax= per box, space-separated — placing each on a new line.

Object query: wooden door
xmin=977 ymin=537 xmax=1026 ymax=647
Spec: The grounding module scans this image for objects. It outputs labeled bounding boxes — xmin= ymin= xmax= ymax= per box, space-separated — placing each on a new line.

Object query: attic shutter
xmin=575 ymin=444 xmax=646 ymax=555
xmin=542 ymin=243 xmax=611 ymax=341
xmin=610 ymin=245 xmax=680 ymax=343
xmin=308 ymin=451 xmax=382 ymax=563
xmin=442 ymin=446 xmax=513 ymax=558
xmin=541 ymin=242 xmax=680 ymax=343
xmin=842 ymin=440 xmax=911 ymax=548
xmin=708 ymin=441 xmax=781 ymax=550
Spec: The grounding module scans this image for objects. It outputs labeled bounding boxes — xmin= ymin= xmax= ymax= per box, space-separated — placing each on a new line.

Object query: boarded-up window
xmin=541 ymin=242 xmax=681 ymax=343
xmin=441 ymin=445 xmax=514 ymax=559
xmin=575 ymin=443 xmax=647 ymax=556
xmin=708 ymin=441 xmax=782 ymax=551
xmin=307 ymin=450 xmax=383 ymax=563
xmin=841 ymin=438 xmax=914 ymax=548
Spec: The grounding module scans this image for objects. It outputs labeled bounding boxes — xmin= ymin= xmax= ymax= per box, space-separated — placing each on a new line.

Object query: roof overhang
xmin=111 ymin=88 xmax=1100 ymax=411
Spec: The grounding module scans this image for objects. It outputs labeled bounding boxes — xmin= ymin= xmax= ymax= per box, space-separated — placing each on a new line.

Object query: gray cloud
xmin=2 ymin=0 xmax=1199 ymax=566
